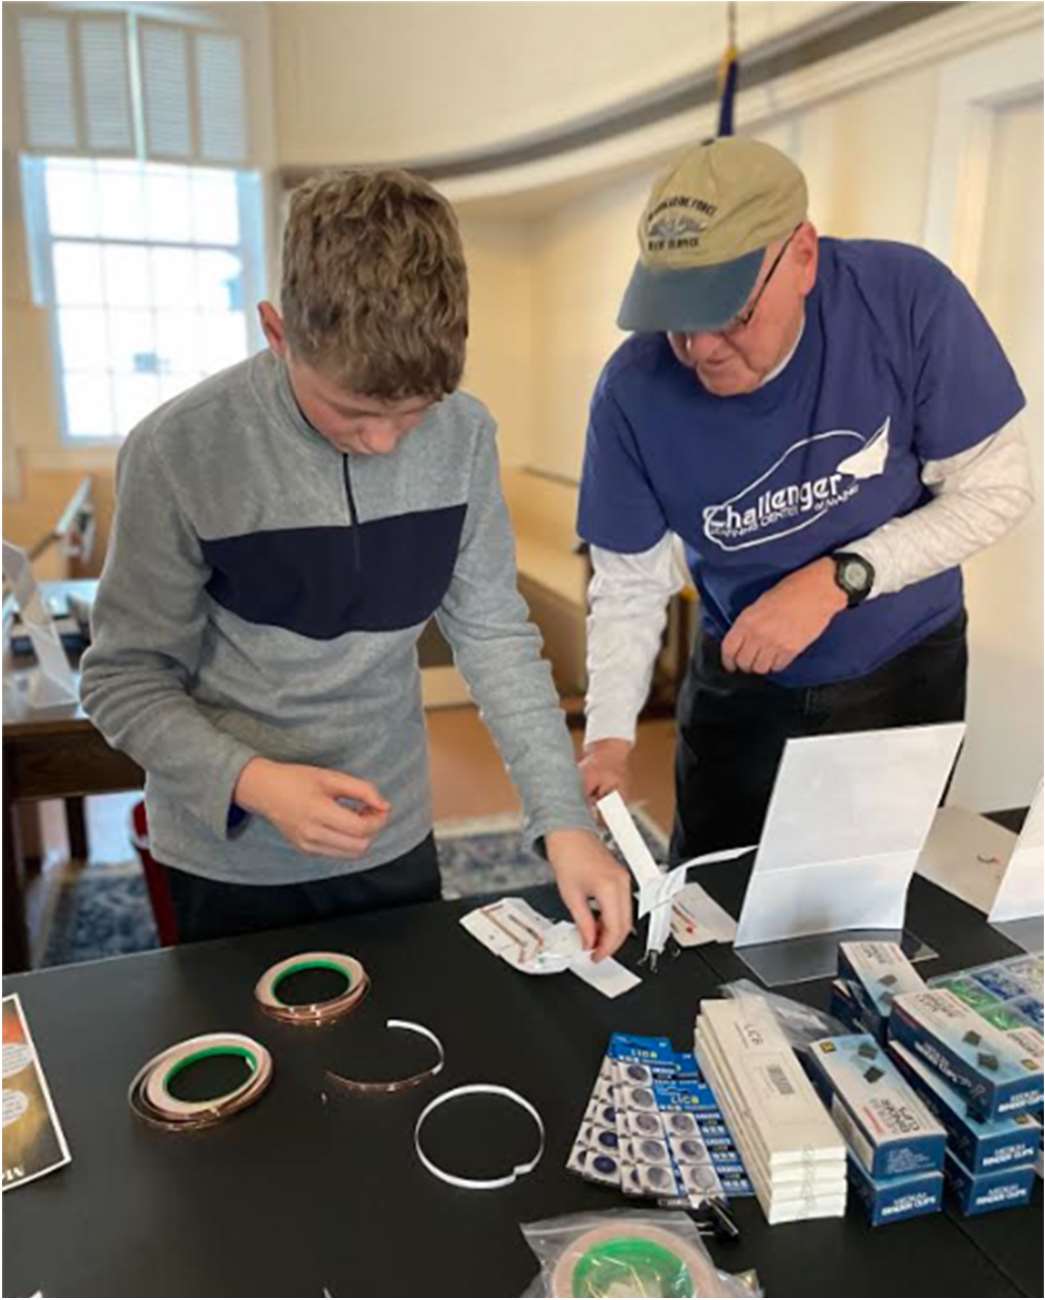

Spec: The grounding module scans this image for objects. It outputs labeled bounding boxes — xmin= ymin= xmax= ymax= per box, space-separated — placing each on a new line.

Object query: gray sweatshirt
xmin=81 ymin=350 xmax=594 ymax=884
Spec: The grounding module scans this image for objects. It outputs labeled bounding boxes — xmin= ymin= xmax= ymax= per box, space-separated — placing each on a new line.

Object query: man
xmin=577 ymin=137 xmax=1032 ymax=861
xmin=82 ymin=168 xmax=631 ymax=953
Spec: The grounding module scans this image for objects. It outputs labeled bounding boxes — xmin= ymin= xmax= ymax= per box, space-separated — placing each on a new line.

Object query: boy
xmin=82 ymin=169 xmax=631 ymax=953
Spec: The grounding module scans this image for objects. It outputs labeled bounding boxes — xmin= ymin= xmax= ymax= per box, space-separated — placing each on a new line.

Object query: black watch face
xmin=841 ymin=559 xmax=871 ymax=592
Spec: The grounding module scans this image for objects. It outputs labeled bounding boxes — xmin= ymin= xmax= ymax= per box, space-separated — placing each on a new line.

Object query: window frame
xmin=22 ymin=155 xmax=266 ymax=446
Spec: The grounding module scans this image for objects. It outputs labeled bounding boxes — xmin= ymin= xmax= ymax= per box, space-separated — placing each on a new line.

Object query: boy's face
xmin=259 ymin=302 xmax=436 ymax=455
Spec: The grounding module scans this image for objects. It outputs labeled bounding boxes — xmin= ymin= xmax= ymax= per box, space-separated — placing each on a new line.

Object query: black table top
xmin=3 ymin=870 xmax=1041 ymax=1298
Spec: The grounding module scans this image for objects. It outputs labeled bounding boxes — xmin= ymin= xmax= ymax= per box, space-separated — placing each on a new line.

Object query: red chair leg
xmin=129 ymin=801 xmax=179 ymax=946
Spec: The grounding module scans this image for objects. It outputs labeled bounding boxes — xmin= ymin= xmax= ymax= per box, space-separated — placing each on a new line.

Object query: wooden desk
xmin=3 ymin=581 xmax=144 ymax=974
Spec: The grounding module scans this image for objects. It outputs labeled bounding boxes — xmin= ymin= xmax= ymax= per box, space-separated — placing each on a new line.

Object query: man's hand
xmin=721 ymin=557 xmax=847 ymax=674
xmin=579 ymin=737 xmax=633 ymax=804
xmin=233 ymin=757 xmax=390 ymax=858
xmin=545 ymin=827 xmax=633 ymax=961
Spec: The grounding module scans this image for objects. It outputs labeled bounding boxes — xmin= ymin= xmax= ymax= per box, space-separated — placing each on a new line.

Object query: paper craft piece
xmin=671 ymin=883 xmax=739 ymax=948
xmin=735 ymin=723 xmax=966 ymax=948
xmin=990 ymin=784 xmax=1044 ymax=925
xmin=460 ymin=898 xmax=640 ymax=999
xmin=598 ymin=793 xmax=681 ymax=966
xmin=2 ymin=540 xmax=78 ymax=709
xmin=597 ymin=792 xmax=750 ymax=963
xmin=2 ymin=995 xmax=71 ymax=1191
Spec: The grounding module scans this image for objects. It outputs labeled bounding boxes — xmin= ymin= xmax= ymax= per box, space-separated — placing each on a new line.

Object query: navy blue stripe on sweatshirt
xmin=201 ymin=504 xmax=467 ymax=639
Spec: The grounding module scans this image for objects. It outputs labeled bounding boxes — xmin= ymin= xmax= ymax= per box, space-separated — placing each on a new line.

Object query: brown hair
xmin=280 ymin=168 xmax=468 ymax=400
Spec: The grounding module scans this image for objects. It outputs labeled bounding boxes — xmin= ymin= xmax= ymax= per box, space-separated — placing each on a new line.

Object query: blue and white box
xmin=838 ymin=942 xmax=925 ymax=1043
xmin=888 ymin=1041 xmax=1041 ymax=1174
xmin=830 ymin=979 xmax=867 ymax=1034
xmin=807 ymin=1035 xmax=946 ymax=1179
xmin=944 ymin=1151 xmax=1038 ymax=1216
xmin=846 ymin=1155 xmax=944 ymax=1226
xmin=889 ymin=988 xmax=1044 ymax=1123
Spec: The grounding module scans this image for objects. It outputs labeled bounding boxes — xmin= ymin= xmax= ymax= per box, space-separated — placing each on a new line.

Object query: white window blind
xmin=78 ymin=17 xmax=135 ymax=153
xmin=196 ymin=33 xmax=248 ymax=164
xmin=17 ymin=14 xmax=79 ymax=152
xmin=15 ymin=9 xmax=249 ymax=165
xmin=140 ymin=21 xmax=195 ymax=159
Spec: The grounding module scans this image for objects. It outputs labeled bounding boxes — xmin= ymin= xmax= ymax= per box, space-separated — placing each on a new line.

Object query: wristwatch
xmin=832 ymin=551 xmax=875 ymax=607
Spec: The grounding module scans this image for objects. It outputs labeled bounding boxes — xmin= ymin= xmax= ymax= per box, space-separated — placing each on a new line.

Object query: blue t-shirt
xmin=577 ymin=239 xmax=1025 ymax=686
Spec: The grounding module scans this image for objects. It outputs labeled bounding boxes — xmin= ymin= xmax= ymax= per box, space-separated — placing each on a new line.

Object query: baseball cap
xmin=617 ymin=137 xmax=808 ymax=333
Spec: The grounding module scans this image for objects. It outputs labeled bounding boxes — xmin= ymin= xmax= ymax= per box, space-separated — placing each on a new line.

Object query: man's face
xmin=666 ymin=224 xmax=818 ymax=397
xmin=258 ymin=302 xmax=436 ymax=455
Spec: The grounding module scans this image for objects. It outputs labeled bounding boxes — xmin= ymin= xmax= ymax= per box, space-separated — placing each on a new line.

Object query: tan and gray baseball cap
xmin=618 ymin=137 xmax=808 ymax=333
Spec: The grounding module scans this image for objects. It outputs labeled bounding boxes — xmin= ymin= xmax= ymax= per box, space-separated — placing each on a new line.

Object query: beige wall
xmin=949 ymin=92 xmax=1044 ymax=811
xmin=457 ymin=217 xmax=535 ymax=467
xmin=525 ymin=62 xmax=941 ymax=481
xmin=272 ymin=1 xmax=846 ymax=167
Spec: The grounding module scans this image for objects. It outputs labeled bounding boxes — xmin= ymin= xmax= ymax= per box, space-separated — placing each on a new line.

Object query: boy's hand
xmin=545 ymin=828 xmax=633 ymax=961
xmin=233 ymin=758 xmax=390 ymax=858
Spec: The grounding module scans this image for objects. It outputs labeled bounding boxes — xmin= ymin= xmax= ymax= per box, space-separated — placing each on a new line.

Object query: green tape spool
xmin=571 ymin=1236 xmax=694 ymax=1298
xmin=271 ymin=959 xmax=354 ymax=1004
xmin=129 ymin=1032 xmax=273 ymax=1129
xmin=163 ymin=1044 xmax=258 ymax=1094
xmin=254 ymin=951 xmax=369 ymax=1024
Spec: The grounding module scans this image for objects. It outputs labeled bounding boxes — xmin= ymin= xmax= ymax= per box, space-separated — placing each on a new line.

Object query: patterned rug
xmin=39 ymin=808 xmax=669 ymax=968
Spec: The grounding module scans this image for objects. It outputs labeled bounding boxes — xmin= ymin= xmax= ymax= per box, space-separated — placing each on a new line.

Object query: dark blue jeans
xmin=669 ymin=609 xmax=968 ymax=863
xmin=166 ymin=832 xmax=441 ymax=943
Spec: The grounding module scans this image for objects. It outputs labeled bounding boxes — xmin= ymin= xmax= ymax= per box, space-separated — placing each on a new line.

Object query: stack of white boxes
xmin=695 ymin=996 xmax=847 ymax=1224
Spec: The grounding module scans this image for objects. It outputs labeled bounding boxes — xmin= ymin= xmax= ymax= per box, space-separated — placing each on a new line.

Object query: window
xmin=23 ymin=156 xmax=265 ymax=442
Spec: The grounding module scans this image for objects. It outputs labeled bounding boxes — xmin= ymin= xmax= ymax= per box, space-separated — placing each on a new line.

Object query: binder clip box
xmin=837 ymin=942 xmax=925 ymax=1044
xmin=888 ymin=1040 xmax=1041 ymax=1174
xmin=944 ymin=1151 xmax=1037 ymax=1216
xmin=888 ymin=989 xmax=1044 ymax=1123
xmin=807 ymin=1035 xmax=946 ymax=1179
xmin=830 ymin=979 xmax=867 ymax=1034
xmin=846 ymin=1156 xmax=943 ymax=1227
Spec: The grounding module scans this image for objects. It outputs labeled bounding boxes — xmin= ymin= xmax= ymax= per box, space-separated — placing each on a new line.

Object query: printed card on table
xmin=2 ymin=994 xmax=71 ymax=1191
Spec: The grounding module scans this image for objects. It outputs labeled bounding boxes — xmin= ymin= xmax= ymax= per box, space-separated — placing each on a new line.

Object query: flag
xmin=717 ymin=5 xmax=739 ymax=136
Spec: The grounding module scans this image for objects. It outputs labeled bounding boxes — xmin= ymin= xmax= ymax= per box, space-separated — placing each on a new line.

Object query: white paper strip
xmin=414 ymin=1084 xmax=545 ymax=1189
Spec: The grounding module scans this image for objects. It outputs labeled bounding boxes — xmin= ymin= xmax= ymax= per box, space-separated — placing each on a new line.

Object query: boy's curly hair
xmin=280 ymin=168 xmax=468 ymax=399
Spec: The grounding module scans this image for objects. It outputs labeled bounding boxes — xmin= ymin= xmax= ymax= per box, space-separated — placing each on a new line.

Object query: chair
xmin=128 ymin=800 xmax=179 ymax=946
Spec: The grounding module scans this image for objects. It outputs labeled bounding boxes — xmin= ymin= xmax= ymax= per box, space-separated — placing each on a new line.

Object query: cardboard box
xmin=888 ymin=1040 xmax=1041 ymax=1174
xmin=888 ymin=988 xmax=1043 ymax=1122
xmin=944 ymin=1151 xmax=1037 ymax=1216
xmin=838 ymin=942 xmax=926 ymax=1043
xmin=846 ymin=1155 xmax=943 ymax=1226
xmin=807 ymin=1034 xmax=946 ymax=1179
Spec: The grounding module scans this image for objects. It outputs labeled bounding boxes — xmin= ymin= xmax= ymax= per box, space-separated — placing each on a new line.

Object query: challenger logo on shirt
xmin=702 ymin=417 xmax=890 ymax=552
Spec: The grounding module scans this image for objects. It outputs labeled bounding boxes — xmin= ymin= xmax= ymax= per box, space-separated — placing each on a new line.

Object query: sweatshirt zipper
xmin=341 ymin=454 xmax=362 ymax=572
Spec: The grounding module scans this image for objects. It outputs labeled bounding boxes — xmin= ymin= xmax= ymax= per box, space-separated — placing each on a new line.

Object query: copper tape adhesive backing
xmin=254 ymin=952 xmax=369 ymax=1024
xmin=128 ymin=1033 xmax=272 ymax=1131
xmin=549 ymin=1222 xmax=720 ymax=1298
xmin=414 ymin=1084 xmax=545 ymax=1190
xmin=325 ymin=1019 xmax=445 ymax=1095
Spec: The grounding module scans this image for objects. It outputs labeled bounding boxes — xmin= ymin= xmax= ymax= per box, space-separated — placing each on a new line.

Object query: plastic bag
xmin=718 ymin=979 xmax=848 ymax=1055
xmin=521 ymin=1210 xmax=760 ymax=1298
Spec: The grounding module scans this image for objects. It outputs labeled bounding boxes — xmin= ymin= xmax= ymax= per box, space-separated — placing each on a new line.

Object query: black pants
xmin=669 ymin=610 xmax=968 ymax=864
xmin=166 ymin=833 xmax=441 ymax=944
